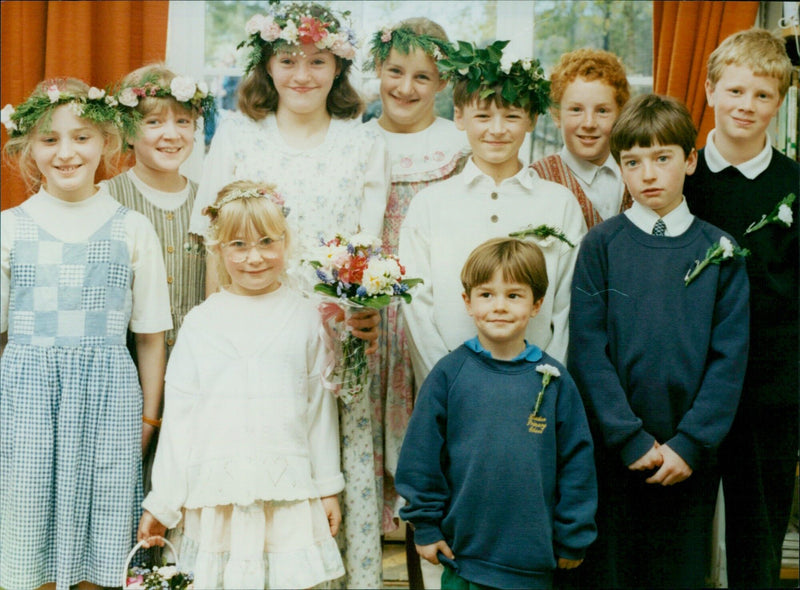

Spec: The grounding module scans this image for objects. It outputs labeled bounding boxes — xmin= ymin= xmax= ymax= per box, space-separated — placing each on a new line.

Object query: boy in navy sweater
xmin=396 ymin=237 xmax=597 ymax=590
xmin=683 ymin=29 xmax=800 ymax=588
xmin=568 ymin=94 xmax=750 ymax=588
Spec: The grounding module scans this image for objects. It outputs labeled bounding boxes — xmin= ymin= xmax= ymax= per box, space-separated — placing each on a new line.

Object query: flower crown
xmin=203 ymin=185 xmax=290 ymax=222
xmin=438 ymin=40 xmax=550 ymax=115
xmin=1 ymin=81 xmax=140 ymax=140
xmin=367 ymin=26 xmax=450 ymax=70
xmin=113 ymin=74 xmax=216 ymax=126
xmin=238 ymin=2 xmax=358 ymax=76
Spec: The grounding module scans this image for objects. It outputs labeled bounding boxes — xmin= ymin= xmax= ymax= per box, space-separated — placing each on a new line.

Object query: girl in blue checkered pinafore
xmin=0 ymin=79 xmax=172 ymax=590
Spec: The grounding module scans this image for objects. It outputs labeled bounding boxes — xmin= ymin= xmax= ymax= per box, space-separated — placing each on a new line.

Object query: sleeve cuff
xmin=142 ymin=492 xmax=183 ymax=529
xmin=619 ymin=429 xmax=656 ymax=467
xmin=314 ymin=473 xmax=346 ymax=498
xmin=411 ymin=522 xmax=446 ymax=546
xmin=665 ymin=433 xmax=702 ymax=471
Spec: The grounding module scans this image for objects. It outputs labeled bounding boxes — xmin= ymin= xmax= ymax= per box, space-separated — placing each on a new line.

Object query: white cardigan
xmin=143 ymin=286 xmax=344 ymax=528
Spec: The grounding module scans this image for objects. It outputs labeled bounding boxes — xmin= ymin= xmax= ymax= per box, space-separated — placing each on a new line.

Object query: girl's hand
xmin=416 ymin=540 xmax=454 ymax=565
xmin=346 ymin=308 xmax=380 ymax=354
xmin=321 ymin=495 xmax=342 ymax=537
xmin=627 ymin=441 xmax=663 ymax=471
xmin=645 ymin=443 xmax=692 ymax=486
xmin=137 ymin=510 xmax=167 ymax=546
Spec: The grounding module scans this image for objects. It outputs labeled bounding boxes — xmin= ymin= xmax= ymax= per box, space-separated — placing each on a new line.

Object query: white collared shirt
xmin=703 ymin=129 xmax=773 ymax=179
xmin=560 ymin=146 xmax=625 ymax=220
xmin=624 ymin=198 xmax=694 ymax=236
xmin=399 ymin=157 xmax=587 ymax=381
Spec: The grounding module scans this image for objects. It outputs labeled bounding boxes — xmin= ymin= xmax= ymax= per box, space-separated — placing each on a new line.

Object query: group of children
xmin=0 ymin=2 xmax=797 ymax=588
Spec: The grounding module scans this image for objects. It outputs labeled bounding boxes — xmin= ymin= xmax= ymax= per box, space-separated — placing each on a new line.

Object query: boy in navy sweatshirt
xmin=568 ymin=94 xmax=750 ymax=588
xmin=396 ymin=237 xmax=597 ymax=590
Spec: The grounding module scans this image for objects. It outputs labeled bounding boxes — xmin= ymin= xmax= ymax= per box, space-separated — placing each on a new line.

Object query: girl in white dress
xmin=363 ymin=20 xmax=470 ymax=580
xmin=187 ymin=4 xmax=389 ymax=586
xmin=0 ymin=78 xmax=172 ymax=589
xmin=138 ymin=180 xmax=345 ymax=589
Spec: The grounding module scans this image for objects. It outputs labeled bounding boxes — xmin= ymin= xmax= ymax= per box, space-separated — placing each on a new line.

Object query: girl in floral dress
xmin=187 ymin=4 xmax=389 ymax=586
xmin=138 ymin=180 xmax=345 ymax=589
xmin=363 ymin=17 xmax=470 ymax=563
xmin=0 ymin=78 xmax=171 ymax=589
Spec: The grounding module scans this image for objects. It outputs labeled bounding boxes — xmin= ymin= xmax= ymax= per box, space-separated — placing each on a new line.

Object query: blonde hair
xmin=206 ymin=180 xmax=291 ymax=288
xmin=372 ymin=17 xmax=449 ymax=68
xmin=120 ymin=63 xmax=198 ymax=142
xmin=461 ymin=237 xmax=548 ymax=302
xmin=549 ymin=48 xmax=630 ymax=112
xmin=707 ymin=28 xmax=793 ymax=97
xmin=3 ymin=77 xmax=123 ymax=193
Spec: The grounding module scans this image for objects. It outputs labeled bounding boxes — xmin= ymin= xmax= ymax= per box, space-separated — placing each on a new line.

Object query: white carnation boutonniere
xmin=744 ymin=193 xmax=795 ymax=235
xmin=509 ymin=224 xmax=575 ymax=248
xmin=528 ymin=364 xmax=559 ymax=434
xmin=684 ymin=236 xmax=749 ymax=286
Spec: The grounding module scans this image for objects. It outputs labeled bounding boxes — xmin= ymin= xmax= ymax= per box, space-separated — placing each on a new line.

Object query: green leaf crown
xmin=1 ymin=80 xmax=140 ymax=141
xmin=437 ymin=40 xmax=550 ymax=115
xmin=366 ymin=26 xmax=451 ymax=71
xmin=237 ymin=1 xmax=358 ymax=77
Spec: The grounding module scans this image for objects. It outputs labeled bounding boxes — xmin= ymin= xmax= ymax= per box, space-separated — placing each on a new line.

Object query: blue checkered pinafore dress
xmin=0 ymin=206 xmax=143 ymax=590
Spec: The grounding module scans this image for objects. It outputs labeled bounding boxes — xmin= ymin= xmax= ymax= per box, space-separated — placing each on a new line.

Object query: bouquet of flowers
xmin=123 ymin=538 xmax=193 ymax=590
xmin=307 ymin=233 xmax=422 ymax=404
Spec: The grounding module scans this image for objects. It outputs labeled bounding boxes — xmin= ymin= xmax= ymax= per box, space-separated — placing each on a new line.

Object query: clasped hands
xmin=628 ymin=441 xmax=692 ymax=485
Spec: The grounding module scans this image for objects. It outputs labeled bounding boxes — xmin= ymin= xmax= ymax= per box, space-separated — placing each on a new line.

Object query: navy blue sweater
xmin=396 ymin=346 xmax=597 ymax=590
xmin=685 ymin=149 xmax=799 ymax=408
xmin=568 ymin=215 xmax=750 ymax=469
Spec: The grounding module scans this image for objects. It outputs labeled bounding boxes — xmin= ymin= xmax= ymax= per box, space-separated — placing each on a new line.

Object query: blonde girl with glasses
xmin=137 ymin=179 xmax=345 ymax=589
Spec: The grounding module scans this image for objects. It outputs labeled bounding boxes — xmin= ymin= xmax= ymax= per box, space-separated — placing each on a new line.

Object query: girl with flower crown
xmin=363 ymin=15 xmax=471 ymax=587
xmin=138 ymin=180 xmax=346 ymax=589
xmin=186 ymin=3 xmax=389 ymax=587
xmin=106 ymin=63 xmax=214 ymax=360
xmin=0 ymin=77 xmax=172 ymax=589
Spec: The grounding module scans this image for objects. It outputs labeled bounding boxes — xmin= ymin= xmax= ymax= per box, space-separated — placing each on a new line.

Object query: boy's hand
xmin=628 ymin=441 xmax=663 ymax=471
xmin=137 ymin=510 xmax=167 ymax=546
xmin=416 ymin=540 xmax=454 ymax=565
xmin=321 ymin=494 xmax=342 ymax=537
xmin=558 ymin=557 xmax=584 ymax=569
xmin=345 ymin=308 xmax=381 ymax=354
xmin=646 ymin=443 xmax=692 ymax=486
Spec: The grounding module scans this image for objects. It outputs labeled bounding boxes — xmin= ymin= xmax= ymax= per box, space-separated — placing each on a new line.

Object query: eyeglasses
xmin=221 ymin=235 xmax=284 ymax=263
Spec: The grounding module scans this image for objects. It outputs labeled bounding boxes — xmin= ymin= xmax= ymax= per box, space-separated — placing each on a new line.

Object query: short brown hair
xmin=461 ymin=237 xmax=548 ymax=302
xmin=610 ymin=94 xmax=697 ymax=162
xmin=549 ymin=48 xmax=630 ymax=112
xmin=707 ymin=28 xmax=793 ymax=98
xmin=452 ymin=79 xmax=538 ymax=118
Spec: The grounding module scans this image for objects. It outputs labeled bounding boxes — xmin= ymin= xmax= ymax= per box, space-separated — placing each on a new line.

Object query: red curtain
xmin=653 ymin=1 xmax=760 ymax=148
xmin=1 ymin=0 xmax=169 ymax=210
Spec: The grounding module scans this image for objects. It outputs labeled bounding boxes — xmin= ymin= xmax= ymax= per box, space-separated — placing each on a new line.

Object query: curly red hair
xmin=549 ymin=48 xmax=630 ymax=111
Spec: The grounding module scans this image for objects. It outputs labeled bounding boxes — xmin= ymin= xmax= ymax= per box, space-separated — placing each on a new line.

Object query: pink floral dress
xmin=364 ymin=117 xmax=470 ymax=533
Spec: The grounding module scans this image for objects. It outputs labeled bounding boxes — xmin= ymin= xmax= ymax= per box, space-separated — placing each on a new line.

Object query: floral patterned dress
xmin=189 ymin=111 xmax=390 ymax=588
xmin=364 ymin=117 xmax=470 ymax=533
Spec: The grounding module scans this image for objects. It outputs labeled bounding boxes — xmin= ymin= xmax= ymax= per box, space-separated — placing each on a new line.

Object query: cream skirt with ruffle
xmin=168 ymin=499 xmax=345 ymax=589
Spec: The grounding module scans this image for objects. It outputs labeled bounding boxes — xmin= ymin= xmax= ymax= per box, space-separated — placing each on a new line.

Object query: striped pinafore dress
xmin=0 ymin=206 xmax=143 ymax=589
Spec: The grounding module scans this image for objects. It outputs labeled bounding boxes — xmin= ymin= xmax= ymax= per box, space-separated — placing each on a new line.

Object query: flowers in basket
xmin=126 ymin=564 xmax=193 ymax=590
xmin=307 ymin=233 xmax=422 ymax=404
xmin=684 ymin=236 xmax=749 ymax=286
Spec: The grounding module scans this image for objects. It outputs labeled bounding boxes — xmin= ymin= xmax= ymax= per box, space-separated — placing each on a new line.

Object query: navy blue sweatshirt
xmin=568 ymin=215 xmax=750 ymax=469
xmin=396 ymin=345 xmax=597 ymax=589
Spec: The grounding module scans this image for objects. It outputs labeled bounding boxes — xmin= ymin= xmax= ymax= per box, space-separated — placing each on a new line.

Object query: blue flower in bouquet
xmin=306 ymin=233 xmax=422 ymax=403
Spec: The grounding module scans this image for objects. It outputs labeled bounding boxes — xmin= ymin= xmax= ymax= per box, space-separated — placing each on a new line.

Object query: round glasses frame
xmin=221 ymin=235 xmax=285 ymax=263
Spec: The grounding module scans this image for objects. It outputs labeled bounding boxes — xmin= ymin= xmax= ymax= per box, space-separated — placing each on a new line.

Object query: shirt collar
xmin=460 ymin=157 xmax=537 ymax=190
xmin=703 ymin=129 xmax=773 ymax=179
xmin=624 ymin=198 xmax=694 ymax=236
xmin=559 ymin=146 xmax=622 ymax=185
xmin=465 ymin=337 xmax=543 ymax=363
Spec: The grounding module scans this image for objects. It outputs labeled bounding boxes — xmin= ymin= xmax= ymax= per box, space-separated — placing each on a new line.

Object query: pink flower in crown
xmin=328 ymin=31 xmax=355 ymax=59
xmin=299 ymin=16 xmax=329 ymax=45
xmin=381 ymin=28 xmax=392 ymax=43
xmin=245 ymin=14 xmax=267 ymax=36
xmin=260 ymin=17 xmax=281 ymax=42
